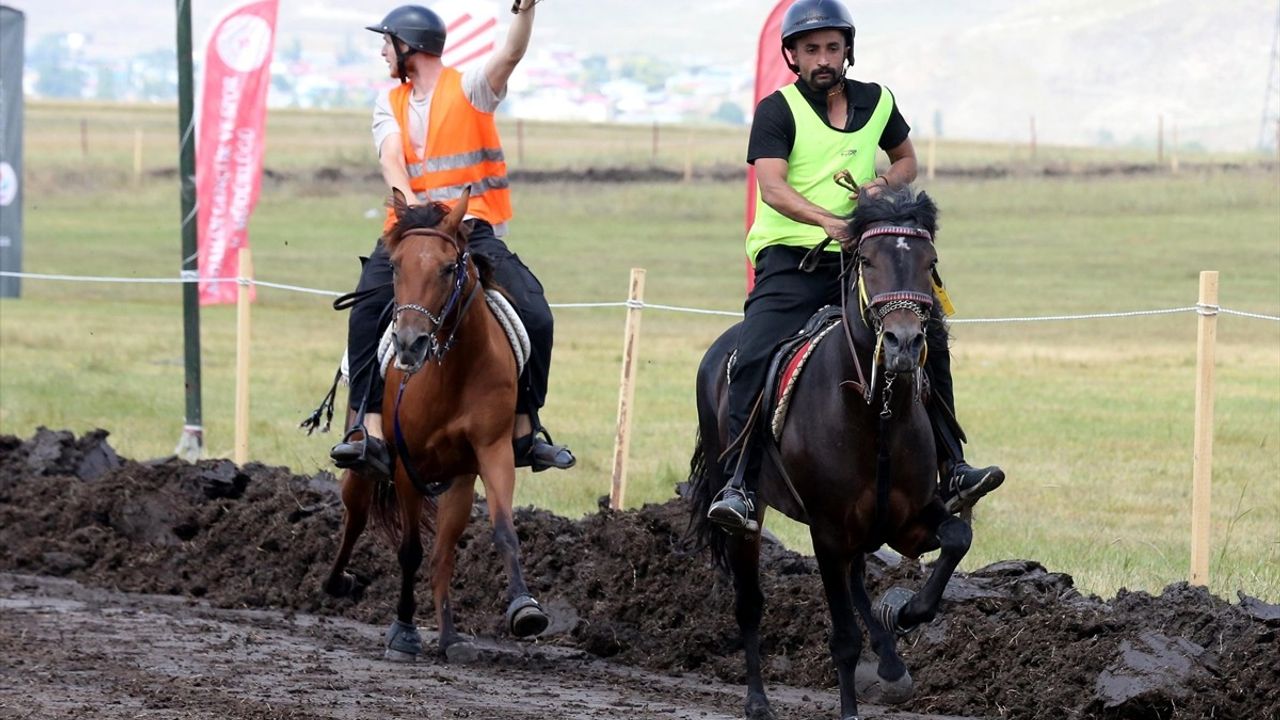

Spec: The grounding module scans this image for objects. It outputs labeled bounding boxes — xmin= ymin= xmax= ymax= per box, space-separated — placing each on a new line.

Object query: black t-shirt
xmin=746 ymin=78 xmax=911 ymax=164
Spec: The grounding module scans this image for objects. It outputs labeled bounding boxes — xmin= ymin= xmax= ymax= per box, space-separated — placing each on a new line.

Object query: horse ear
xmin=390 ymin=188 xmax=410 ymax=220
xmin=441 ymin=186 xmax=470 ymax=235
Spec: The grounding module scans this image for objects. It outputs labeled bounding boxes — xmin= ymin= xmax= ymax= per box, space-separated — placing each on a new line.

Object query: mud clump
xmin=1 ymin=430 xmax=1276 ymax=719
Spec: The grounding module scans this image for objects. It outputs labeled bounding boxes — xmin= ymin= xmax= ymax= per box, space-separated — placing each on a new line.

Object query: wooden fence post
xmin=610 ymin=268 xmax=646 ymax=510
xmin=1189 ymin=270 xmax=1218 ymax=586
xmin=234 ymin=248 xmax=254 ymax=466
xmin=516 ymin=118 xmax=524 ymax=166
xmin=927 ymin=133 xmax=937 ymax=181
xmin=1157 ymin=114 xmax=1165 ymax=165
xmin=133 ymin=128 xmax=144 ymax=185
xmin=683 ymin=126 xmax=694 ymax=183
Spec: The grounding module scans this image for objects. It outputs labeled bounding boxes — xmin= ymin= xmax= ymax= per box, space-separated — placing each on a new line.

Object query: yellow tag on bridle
xmin=857 ymin=266 xmax=871 ymax=325
xmin=932 ymin=269 xmax=956 ymax=317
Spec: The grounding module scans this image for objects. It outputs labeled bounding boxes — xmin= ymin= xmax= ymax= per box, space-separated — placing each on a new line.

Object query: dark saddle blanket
xmin=760 ymin=305 xmax=842 ymax=442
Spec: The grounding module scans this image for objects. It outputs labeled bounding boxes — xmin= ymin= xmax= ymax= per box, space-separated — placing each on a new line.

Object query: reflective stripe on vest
xmin=407 ymin=147 xmax=507 ymax=176
xmin=415 ymin=175 xmax=511 ymax=203
xmin=744 ymin=83 xmax=894 ymax=266
xmin=383 ymin=68 xmax=513 ymax=233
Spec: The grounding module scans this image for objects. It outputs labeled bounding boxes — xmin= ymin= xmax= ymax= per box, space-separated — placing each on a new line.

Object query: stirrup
xmin=515 ymin=427 xmax=575 ymax=472
xmin=707 ymin=486 xmax=758 ymax=534
xmin=331 ymin=427 xmax=392 ymax=478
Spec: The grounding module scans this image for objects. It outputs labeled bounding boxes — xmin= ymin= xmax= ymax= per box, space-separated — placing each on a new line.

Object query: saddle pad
xmin=339 ymin=290 xmax=529 ymax=384
xmin=771 ymin=321 xmax=840 ymax=441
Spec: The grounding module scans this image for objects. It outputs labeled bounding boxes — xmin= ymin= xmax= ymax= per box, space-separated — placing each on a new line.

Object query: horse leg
xmin=885 ymin=502 xmax=972 ymax=630
xmin=812 ymin=537 xmax=863 ymax=720
xmin=431 ymin=476 xmax=479 ymax=663
xmin=894 ymin=510 xmax=972 ymax=631
xmin=849 ymin=556 xmax=914 ymax=704
xmin=385 ymin=487 xmax=426 ymax=662
xmin=476 ymin=441 xmax=548 ymax=639
xmin=728 ymin=510 xmax=774 ymax=720
xmin=322 ymin=468 xmax=371 ymax=598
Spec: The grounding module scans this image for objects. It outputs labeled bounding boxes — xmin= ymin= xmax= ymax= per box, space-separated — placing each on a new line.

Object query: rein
xmin=839 ymin=224 xmax=935 ymax=549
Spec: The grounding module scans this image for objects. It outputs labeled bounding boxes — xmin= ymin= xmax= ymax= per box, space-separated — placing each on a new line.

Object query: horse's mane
xmin=390 ymin=201 xmax=499 ymax=290
xmin=848 ymin=186 xmax=939 ymax=239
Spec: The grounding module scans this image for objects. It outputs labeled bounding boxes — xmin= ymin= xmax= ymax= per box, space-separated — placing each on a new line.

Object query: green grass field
xmin=3 ymin=102 xmax=1278 ymax=601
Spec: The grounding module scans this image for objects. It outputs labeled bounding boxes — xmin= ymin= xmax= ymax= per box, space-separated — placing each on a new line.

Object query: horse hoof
xmin=506 ymin=594 xmax=549 ymax=639
xmin=744 ymin=694 xmax=776 ymax=720
xmin=878 ymin=666 xmax=915 ymax=704
xmin=855 ymin=661 xmax=914 ymax=705
xmin=322 ymin=572 xmax=363 ymax=599
xmin=384 ymin=619 xmax=422 ymax=661
xmin=443 ymin=640 xmax=480 ymax=664
xmin=874 ymin=586 xmax=916 ymax=636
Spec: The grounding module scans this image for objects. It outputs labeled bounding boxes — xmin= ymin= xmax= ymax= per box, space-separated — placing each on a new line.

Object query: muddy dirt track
xmin=1 ymin=430 xmax=1277 ymax=720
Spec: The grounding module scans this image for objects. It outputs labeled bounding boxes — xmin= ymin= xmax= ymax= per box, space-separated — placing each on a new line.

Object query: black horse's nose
xmin=882 ymin=328 xmax=925 ymax=371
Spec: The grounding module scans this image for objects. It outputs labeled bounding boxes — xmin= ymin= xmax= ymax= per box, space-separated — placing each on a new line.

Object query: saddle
xmin=761 ymin=305 xmax=842 ymax=441
xmin=340 ymin=289 xmax=530 ymax=384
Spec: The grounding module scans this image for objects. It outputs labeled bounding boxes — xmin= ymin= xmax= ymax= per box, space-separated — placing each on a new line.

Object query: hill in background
xmin=9 ymin=0 xmax=1278 ymax=151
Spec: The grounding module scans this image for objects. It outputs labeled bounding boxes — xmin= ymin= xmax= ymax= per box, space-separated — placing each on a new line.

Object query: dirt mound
xmin=1 ymin=430 xmax=1276 ymax=719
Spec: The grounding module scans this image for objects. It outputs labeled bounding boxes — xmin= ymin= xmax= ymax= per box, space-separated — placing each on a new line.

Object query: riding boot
xmin=707 ymin=445 xmax=761 ymax=535
xmin=924 ymin=325 xmax=1004 ymax=514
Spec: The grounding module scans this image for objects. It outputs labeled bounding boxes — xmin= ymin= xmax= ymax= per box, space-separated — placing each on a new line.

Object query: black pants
xmin=725 ymin=245 xmax=964 ymax=481
xmin=346 ymin=220 xmax=554 ymax=422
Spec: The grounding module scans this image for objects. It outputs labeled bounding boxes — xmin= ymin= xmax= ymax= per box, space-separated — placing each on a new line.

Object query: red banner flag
xmin=196 ymin=0 xmax=278 ymax=305
xmin=744 ymin=0 xmax=795 ymax=291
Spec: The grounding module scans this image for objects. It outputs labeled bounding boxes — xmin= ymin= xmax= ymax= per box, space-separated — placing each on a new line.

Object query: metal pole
xmin=174 ymin=0 xmax=203 ymax=460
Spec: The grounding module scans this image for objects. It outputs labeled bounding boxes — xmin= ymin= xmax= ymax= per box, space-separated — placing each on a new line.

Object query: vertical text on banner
xmin=196 ymin=0 xmax=279 ymax=306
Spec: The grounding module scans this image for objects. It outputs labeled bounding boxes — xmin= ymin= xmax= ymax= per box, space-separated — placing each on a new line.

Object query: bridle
xmin=839 ymin=224 xmax=935 ymax=414
xmin=391 ymin=227 xmax=480 ymax=368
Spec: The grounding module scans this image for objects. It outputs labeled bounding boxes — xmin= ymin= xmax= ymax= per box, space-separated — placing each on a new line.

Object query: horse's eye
xmin=441 ymin=262 xmax=457 ymax=277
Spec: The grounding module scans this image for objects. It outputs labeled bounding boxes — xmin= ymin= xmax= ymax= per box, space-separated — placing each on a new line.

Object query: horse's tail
xmin=367 ymin=478 xmax=439 ymax=549
xmin=684 ymin=428 xmax=730 ymax=572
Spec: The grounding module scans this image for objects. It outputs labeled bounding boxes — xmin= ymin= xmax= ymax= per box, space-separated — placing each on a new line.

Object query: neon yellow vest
xmin=745 ymin=83 xmax=895 ymax=265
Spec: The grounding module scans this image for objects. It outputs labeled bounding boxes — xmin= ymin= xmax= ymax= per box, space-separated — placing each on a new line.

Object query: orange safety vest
xmin=383 ymin=67 xmax=513 ymax=233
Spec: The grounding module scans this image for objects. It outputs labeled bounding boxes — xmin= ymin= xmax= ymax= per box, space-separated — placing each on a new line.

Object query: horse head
xmin=843 ymin=187 xmax=939 ymax=376
xmin=382 ymin=187 xmax=473 ymax=374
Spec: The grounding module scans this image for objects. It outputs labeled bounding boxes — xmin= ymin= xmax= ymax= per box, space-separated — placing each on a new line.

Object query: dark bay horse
xmin=687 ymin=189 xmax=972 ymax=720
xmin=323 ymin=188 xmax=548 ymax=662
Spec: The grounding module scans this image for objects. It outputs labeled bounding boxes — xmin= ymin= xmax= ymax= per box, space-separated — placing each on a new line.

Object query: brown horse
xmin=323 ymin=188 xmax=548 ymax=662
xmin=687 ymin=188 xmax=971 ymax=720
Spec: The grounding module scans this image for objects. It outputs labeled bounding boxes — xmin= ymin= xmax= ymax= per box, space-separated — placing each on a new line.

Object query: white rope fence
xmin=3 ymin=270 xmax=1277 ymax=323
xmin=3 ymin=267 xmax=1276 ymax=587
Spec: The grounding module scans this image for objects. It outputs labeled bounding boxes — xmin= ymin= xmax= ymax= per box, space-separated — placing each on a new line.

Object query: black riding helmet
xmin=367 ymin=5 xmax=447 ymax=80
xmin=780 ymin=0 xmax=856 ymax=73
